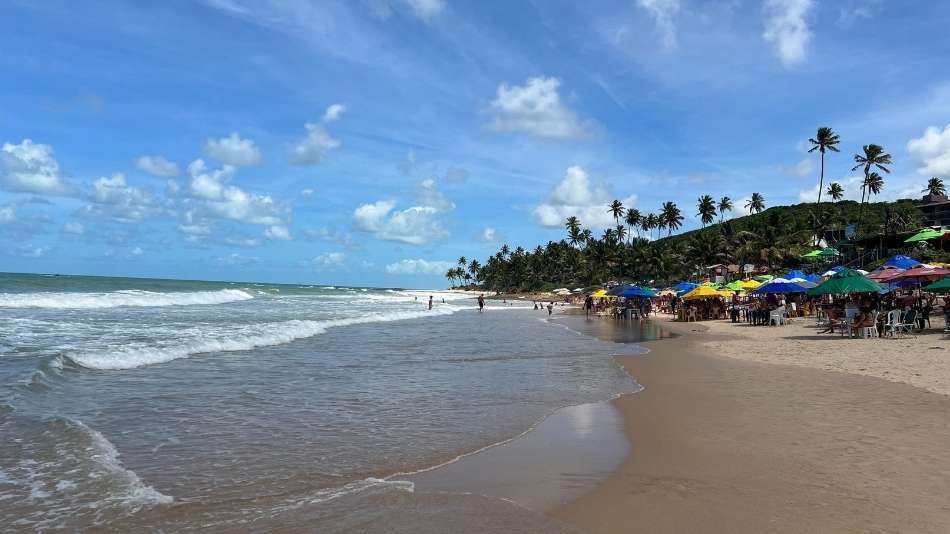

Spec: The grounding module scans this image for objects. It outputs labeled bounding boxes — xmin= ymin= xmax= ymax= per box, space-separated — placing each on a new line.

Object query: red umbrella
xmin=867 ymin=267 xmax=904 ymax=281
xmin=891 ymin=266 xmax=950 ymax=282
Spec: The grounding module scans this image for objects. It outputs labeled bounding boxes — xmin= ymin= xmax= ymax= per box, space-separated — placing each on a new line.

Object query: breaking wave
xmin=0 ymin=289 xmax=254 ymax=309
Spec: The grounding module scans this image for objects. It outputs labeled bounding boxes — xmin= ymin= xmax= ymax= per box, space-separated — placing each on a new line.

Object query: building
xmin=918 ymin=193 xmax=950 ymax=227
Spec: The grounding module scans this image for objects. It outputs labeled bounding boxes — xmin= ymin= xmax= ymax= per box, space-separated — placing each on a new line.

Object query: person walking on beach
xmin=428 ymin=295 xmax=433 ymax=310
xmin=584 ymin=294 xmax=593 ymax=316
xmin=477 ymin=293 xmax=485 ymax=312
xmin=546 ymin=302 xmax=553 ymax=315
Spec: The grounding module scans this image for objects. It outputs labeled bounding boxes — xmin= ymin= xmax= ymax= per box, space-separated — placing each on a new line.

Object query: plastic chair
xmin=895 ymin=309 xmax=917 ymax=338
xmin=883 ymin=309 xmax=902 ymax=338
xmin=769 ymin=306 xmax=786 ymax=326
xmin=860 ymin=312 xmax=879 ymax=339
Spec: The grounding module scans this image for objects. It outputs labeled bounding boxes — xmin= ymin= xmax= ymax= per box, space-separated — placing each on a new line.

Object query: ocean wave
xmin=0 ymin=289 xmax=254 ymax=309
xmin=66 ymin=306 xmax=461 ymax=370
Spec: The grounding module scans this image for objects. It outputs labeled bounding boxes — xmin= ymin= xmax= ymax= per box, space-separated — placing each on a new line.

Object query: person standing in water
xmin=477 ymin=293 xmax=485 ymax=312
xmin=428 ymin=295 xmax=433 ymax=310
xmin=546 ymin=302 xmax=553 ymax=315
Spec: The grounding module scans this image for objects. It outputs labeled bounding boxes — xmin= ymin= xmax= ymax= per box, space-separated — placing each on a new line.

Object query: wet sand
xmin=554 ymin=319 xmax=950 ymax=533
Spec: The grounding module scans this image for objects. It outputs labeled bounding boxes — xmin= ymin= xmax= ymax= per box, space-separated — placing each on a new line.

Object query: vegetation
xmin=448 ymin=127 xmax=944 ymax=292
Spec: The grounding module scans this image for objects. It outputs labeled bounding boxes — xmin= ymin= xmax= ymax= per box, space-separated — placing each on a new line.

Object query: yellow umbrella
xmin=657 ymin=289 xmax=677 ymax=297
xmin=717 ymin=289 xmax=736 ymax=298
xmin=682 ymin=286 xmax=725 ymax=300
xmin=591 ymin=289 xmax=608 ymax=298
xmin=740 ymin=279 xmax=762 ymax=290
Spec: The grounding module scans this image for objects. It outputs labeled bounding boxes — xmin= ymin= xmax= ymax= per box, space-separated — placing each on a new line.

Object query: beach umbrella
xmin=672 ymin=281 xmax=697 ymax=291
xmin=725 ymin=280 xmax=745 ymax=292
xmin=883 ymin=255 xmax=922 ymax=270
xmin=682 ymin=285 xmax=726 ymax=300
xmin=806 ymin=268 xmax=886 ymax=296
xmin=657 ymin=289 xmax=677 ymax=297
xmin=804 ymin=273 xmax=821 ymax=283
xmin=904 ymin=228 xmax=948 ymax=243
xmin=801 ymin=249 xmax=822 ymax=260
xmin=606 ymin=285 xmax=627 ymax=296
xmin=619 ymin=286 xmax=658 ymax=298
xmin=890 ymin=266 xmax=950 ymax=283
xmin=591 ymin=289 xmax=608 ymax=298
xmin=784 ymin=269 xmax=807 ymax=280
xmin=794 ymin=280 xmax=818 ymax=288
xmin=740 ymin=279 xmax=762 ymax=290
xmin=819 ymin=247 xmax=840 ymax=257
xmin=754 ymin=281 xmax=808 ymax=294
xmin=923 ymin=277 xmax=950 ymax=293
xmin=753 ymin=274 xmax=774 ymax=282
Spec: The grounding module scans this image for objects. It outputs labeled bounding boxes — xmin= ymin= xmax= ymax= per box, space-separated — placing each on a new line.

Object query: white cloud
xmin=177 ymin=223 xmax=212 ymax=238
xmin=533 ymin=165 xmax=637 ymax=229
xmin=797 ymin=175 xmax=865 ymax=203
xmin=83 ymin=173 xmax=162 ymax=221
xmin=186 ymin=159 xmax=286 ymax=227
xmin=205 ymin=132 xmax=262 ymax=166
xmin=300 ymin=188 xmax=315 ymax=197
xmin=289 ymin=122 xmax=341 ymax=165
xmin=489 ymin=77 xmax=589 ymax=140
xmin=637 ymin=0 xmax=680 ymax=49
xmin=224 ymin=235 xmax=262 ymax=247
xmin=322 ymin=103 xmax=346 ymax=123
xmin=17 ymin=244 xmax=51 ymax=258
xmin=63 ymin=221 xmax=84 ymax=234
xmin=264 ymin=225 xmax=291 ymax=240
xmin=303 ymin=225 xmax=353 ymax=246
xmin=352 ymin=180 xmax=453 ymax=245
xmin=217 ymin=252 xmax=260 ymax=266
xmin=479 ymin=226 xmax=499 ymax=242
xmin=907 ymin=124 xmax=950 ymax=175
xmin=0 ymin=205 xmax=15 ymax=224
xmin=763 ymin=0 xmax=814 ymax=67
xmin=312 ymin=251 xmax=345 ymax=269
xmin=130 ymin=246 xmax=144 ymax=256
xmin=0 ymin=139 xmax=71 ymax=195
xmin=836 ymin=0 xmax=881 ymax=28
xmin=787 ymin=157 xmax=814 ymax=177
xmin=134 ymin=155 xmax=180 ymax=177
xmin=403 ymin=0 xmax=445 ymax=21
xmin=385 ymin=258 xmax=455 ymax=275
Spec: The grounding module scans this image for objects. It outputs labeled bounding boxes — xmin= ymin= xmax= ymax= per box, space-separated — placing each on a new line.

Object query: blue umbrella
xmin=672 ymin=282 xmax=697 ymax=294
xmin=804 ymin=273 xmax=822 ymax=283
xmin=830 ymin=265 xmax=845 ymax=273
xmin=754 ymin=281 xmax=809 ymax=294
xmin=784 ymin=269 xmax=806 ymax=280
xmin=883 ymin=255 xmax=922 ymax=270
xmin=619 ymin=286 xmax=658 ymax=298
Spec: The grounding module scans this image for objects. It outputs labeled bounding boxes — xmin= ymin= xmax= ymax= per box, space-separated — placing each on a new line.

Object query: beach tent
xmin=904 ymin=228 xmax=948 ymax=243
xmin=681 ymin=285 xmax=725 ymax=300
xmin=591 ymin=289 xmax=608 ymax=298
xmin=883 ymin=255 xmax=922 ymax=270
xmin=619 ymin=286 xmax=658 ymax=298
xmin=923 ymin=277 xmax=950 ymax=293
xmin=806 ymin=268 xmax=886 ymax=296
xmin=754 ymin=280 xmax=808 ymax=294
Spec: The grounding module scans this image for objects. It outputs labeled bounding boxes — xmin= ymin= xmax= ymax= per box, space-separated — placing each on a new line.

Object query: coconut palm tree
xmin=565 ymin=216 xmax=581 ymax=248
xmin=625 ymin=208 xmax=641 ymax=240
xmin=457 ymin=256 xmax=467 ymax=271
xmin=745 ymin=193 xmax=765 ymax=214
xmin=717 ymin=196 xmax=733 ymax=223
xmin=852 ymin=144 xmax=892 ymax=215
xmin=866 ymin=171 xmax=884 ymax=202
xmin=608 ymin=200 xmax=625 ymax=226
xmin=696 ymin=195 xmax=716 ymax=228
xmin=827 ymin=182 xmax=844 ymax=202
xmin=615 ymin=224 xmax=627 ymax=243
xmin=807 ymin=127 xmax=840 ymax=209
xmin=642 ymin=213 xmax=657 ymax=240
xmin=660 ymin=201 xmax=683 ymax=236
xmin=924 ymin=177 xmax=946 ymax=196
xmin=468 ymin=259 xmax=481 ymax=283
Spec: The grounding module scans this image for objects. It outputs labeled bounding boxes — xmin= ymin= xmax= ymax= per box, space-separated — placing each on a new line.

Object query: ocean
xmin=0 ymin=272 xmax=655 ymax=531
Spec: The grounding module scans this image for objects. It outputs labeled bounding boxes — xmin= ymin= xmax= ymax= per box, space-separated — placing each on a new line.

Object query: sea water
xmin=0 ymin=272 xmax=649 ymax=531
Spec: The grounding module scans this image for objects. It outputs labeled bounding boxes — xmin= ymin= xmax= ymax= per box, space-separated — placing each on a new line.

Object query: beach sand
xmin=553 ymin=318 xmax=950 ymax=533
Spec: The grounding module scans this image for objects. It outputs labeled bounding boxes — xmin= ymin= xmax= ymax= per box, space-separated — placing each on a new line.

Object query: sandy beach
xmin=554 ymin=317 xmax=950 ymax=533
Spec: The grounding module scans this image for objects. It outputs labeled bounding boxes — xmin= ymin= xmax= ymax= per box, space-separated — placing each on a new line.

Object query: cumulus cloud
xmin=289 ymin=104 xmax=345 ymax=165
xmin=488 ymin=77 xmax=589 ymax=140
xmin=404 ymin=0 xmax=445 ymax=21
xmin=134 ymin=155 xmax=180 ymax=177
xmin=303 ymin=225 xmax=354 ymax=246
xmin=0 ymin=205 xmax=15 ymax=224
xmin=763 ymin=0 xmax=814 ymax=67
xmin=81 ymin=173 xmax=162 ymax=221
xmin=637 ymin=0 xmax=680 ymax=49
xmin=205 ymin=132 xmax=262 ymax=166
xmin=907 ymin=124 xmax=950 ymax=175
xmin=479 ymin=226 xmax=499 ymax=242
xmin=533 ymin=165 xmax=637 ymax=229
xmin=63 ymin=221 xmax=84 ymax=234
xmin=352 ymin=180 xmax=453 ymax=245
xmin=186 ymin=159 xmax=286 ymax=229
xmin=264 ymin=225 xmax=291 ymax=241
xmin=1 ymin=139 xmax=71 ymax=195
xmin=312 ymin=251 xmax=345 ymax=269
xmin=385 ymin=258 xmax=455 ymax=275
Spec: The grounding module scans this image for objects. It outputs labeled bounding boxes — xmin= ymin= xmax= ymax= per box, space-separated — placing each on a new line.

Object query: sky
xmin=2 ymin=0 xmax=950 ymax=287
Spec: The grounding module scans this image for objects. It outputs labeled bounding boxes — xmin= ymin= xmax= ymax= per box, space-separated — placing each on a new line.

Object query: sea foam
xmin=0 ymin=289 xmax=254 ymax=309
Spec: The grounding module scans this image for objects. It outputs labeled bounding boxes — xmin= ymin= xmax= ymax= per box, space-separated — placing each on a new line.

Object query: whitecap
xmin=0 ymin=289 xmax=254 ymax=309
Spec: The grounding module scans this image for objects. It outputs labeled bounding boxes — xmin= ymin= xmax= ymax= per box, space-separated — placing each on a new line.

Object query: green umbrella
xmin=923 ymin=277 xmax=950 ymax=293
xmin=753 ymin=274 xmax=774 ymax=282
xmin=801 ymin=249 xmax=822 ymax=259
xmin=725 ymin=280 xmax=745 ymax=291
xmin=904 ymin=228 xmax=947 ymax=243
xmin=807 ymin=268 xmax=886 ymax=296
xmin=819 ymin=247 xmax=840 ymax=257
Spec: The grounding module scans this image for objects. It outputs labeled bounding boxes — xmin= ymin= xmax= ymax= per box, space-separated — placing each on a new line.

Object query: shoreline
xmin=552 ymin=317 xmax=950 ymax=533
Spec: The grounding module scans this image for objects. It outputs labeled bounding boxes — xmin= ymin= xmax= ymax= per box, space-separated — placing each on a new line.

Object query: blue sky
xmin=2 ymin=0 xmax=950 ymax=287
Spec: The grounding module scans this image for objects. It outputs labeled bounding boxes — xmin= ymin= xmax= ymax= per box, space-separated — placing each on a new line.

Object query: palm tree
xmin=642 ymin=213 xmax=657 ymax=240
xmin=745 ymin=193 xmax=765 ymax=214
xmin=827 ymin=182 xmax=844 ymax=202
xmin=660 ymin=201 xmax=683 ymax=236
xmin=468 ymin=259 xmax=481 ymax=284
xmin=852 ymin=144 xmax=892 ymax=215
xmin=565 ymin=216 xmax=581 ymax=248
xmin=457 ymin=256 xmax=467 ymax=270
xmin=717 ymin=196 xmax=733 ymax=223
xmin=807 ymin=127 xmax=840 ymax=210
xmin=924 ymin=177 xmax=946 ymax=196
xmin=696 ymin=195 xmax=716 ymax=228
xmin=615 ymin=224 xmax=627 ymax=243
xmin=866 ymin=171 xmax=884 ymax=202
xmin=625 ymin=208 xmax=642 ymax=240
xmin=608 ymin=200 xmax=625 ymax=226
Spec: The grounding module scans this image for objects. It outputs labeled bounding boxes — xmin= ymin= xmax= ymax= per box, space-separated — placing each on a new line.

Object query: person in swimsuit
xmin=477 ymin=294 xmax=485 ymax=312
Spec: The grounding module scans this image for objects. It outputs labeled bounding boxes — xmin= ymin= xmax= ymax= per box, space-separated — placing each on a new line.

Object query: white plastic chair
xmin=883 ymin=309 xmax=902 ymax=338
xmin=860 ymin=312 xmax=879 ymax=339
xmin=769 ymin=306 xmax=786 ymax=326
